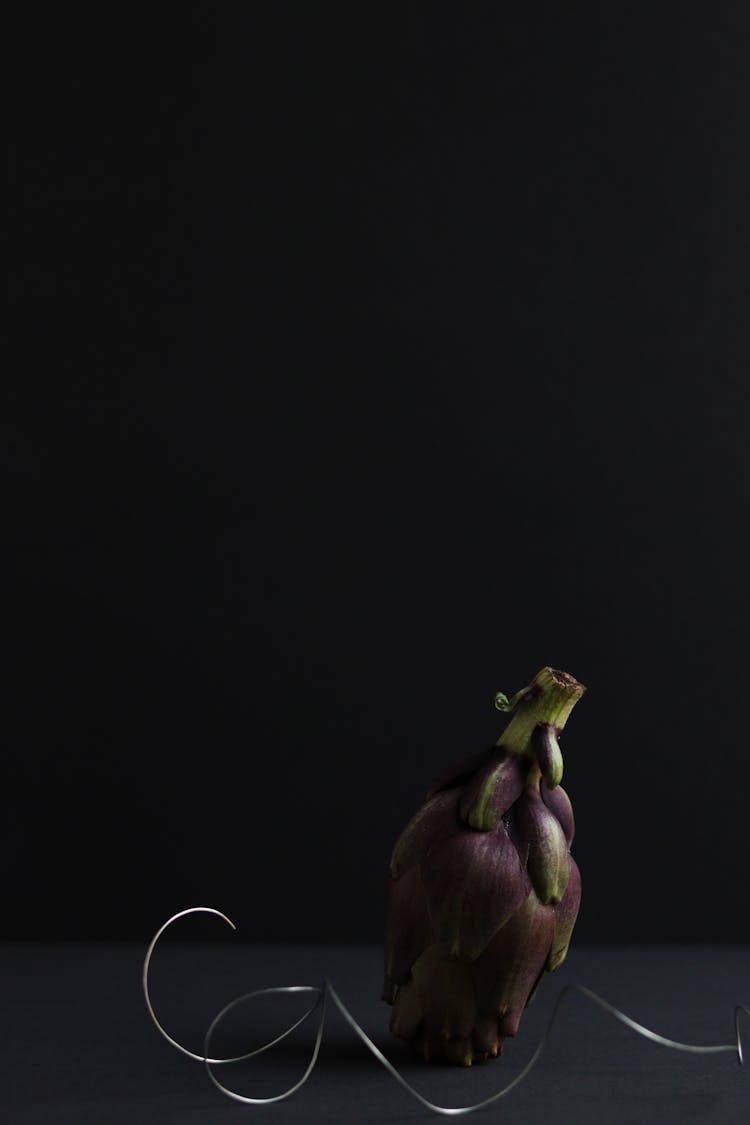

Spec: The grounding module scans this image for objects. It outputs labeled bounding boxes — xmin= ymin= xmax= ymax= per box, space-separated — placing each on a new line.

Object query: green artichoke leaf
xmin=516 ymin=788 xmax=571 ymax=905
xmin=458 ymin=750 xmax=525 ymax=831
xmin=411 ymin=943 xmax=477 ymax=1046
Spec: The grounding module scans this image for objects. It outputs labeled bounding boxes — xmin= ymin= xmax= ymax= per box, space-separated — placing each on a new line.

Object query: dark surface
xmin=1 ymin=941 xmax=748 ymax=1124
xmin=7 ymin=5 xmax=750 ymax=943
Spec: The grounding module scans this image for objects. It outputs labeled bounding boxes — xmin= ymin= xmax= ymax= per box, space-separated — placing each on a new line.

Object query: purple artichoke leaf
xmin=389 ymin=788 xmax=461 ymax=879
xmin=473 ymin=890 xmax=556 ymax=1037
xmin=531 ymin=722 xmax=564 ymax=788
xmin=384 ymin=865 xmax=433 ymax=990
xmin=524 ymin=962 xmax=546 ymax=1009
xmin=547 ymin=855 xmax=582 ymax=972
xmin=541 ymin=780 xmax=575 ymax=845
xmin=421 ymin=828 xmax=531 ymax=961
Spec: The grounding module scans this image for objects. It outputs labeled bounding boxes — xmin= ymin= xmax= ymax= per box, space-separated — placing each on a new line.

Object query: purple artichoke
xmin=383 ymin=667 xmax=584 ymax=1066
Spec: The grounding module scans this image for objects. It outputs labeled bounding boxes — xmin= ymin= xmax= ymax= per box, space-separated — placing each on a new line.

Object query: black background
xmin=5 ymin=4 xmax=750 ymax=944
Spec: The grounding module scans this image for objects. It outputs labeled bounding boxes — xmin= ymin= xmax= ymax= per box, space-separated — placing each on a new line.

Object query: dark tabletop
xmin=1 ymin=941 xmax=748 ymax=1124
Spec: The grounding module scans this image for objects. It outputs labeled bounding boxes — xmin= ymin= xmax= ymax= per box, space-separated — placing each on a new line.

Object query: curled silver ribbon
xmin=143 ymin=907 xmax=750 ymax=1115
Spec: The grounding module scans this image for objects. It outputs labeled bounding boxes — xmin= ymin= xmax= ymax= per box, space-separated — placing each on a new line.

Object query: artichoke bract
xmin=383 ymin=667 xmax=584 ymax=1066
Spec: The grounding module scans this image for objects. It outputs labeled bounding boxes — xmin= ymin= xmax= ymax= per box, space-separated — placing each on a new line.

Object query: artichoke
xmin=383 ymin=667 xmax=584 ymax=1066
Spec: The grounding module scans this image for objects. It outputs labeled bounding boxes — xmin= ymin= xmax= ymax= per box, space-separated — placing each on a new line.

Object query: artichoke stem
xmin=495 ymin=667 xmax=585 ymax=760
